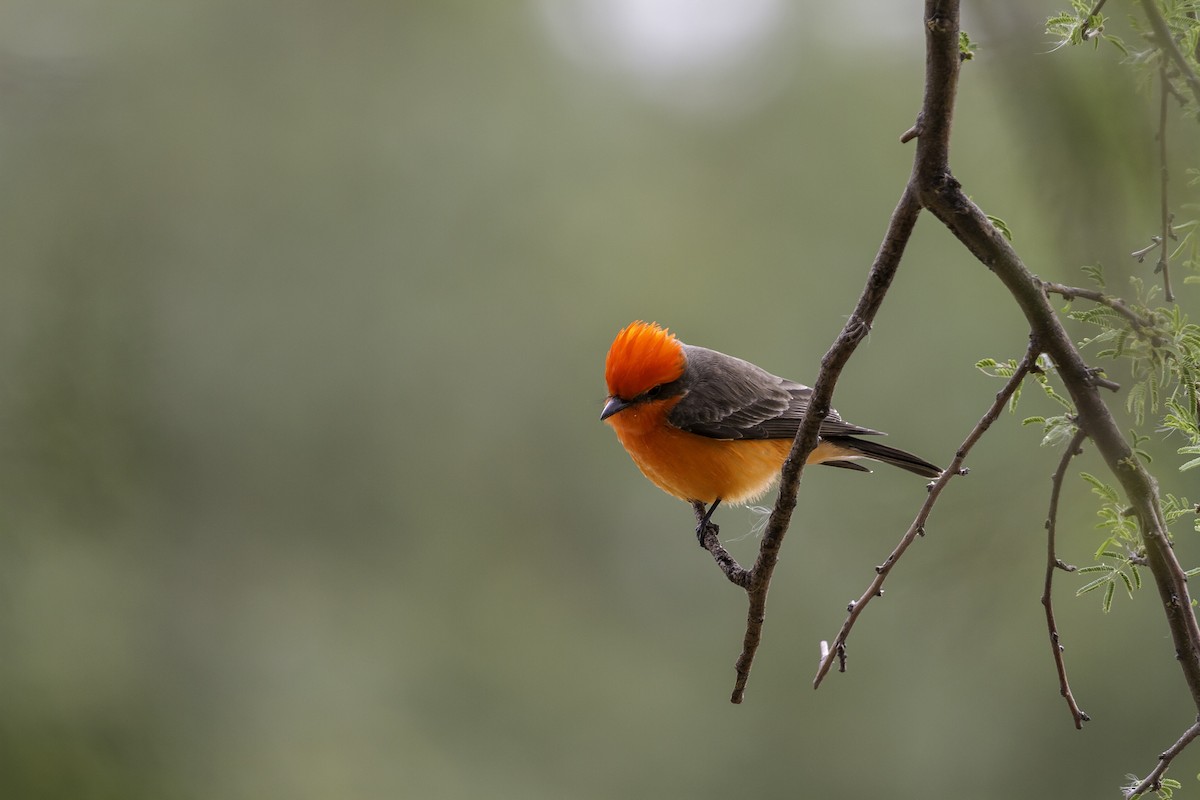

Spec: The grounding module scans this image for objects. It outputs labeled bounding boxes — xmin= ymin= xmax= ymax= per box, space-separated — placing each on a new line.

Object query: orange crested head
xmin=605 ymin=321 xmax=686 ymax=400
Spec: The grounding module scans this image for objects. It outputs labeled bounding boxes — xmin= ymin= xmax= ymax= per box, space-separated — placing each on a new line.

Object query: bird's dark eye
xmin=644 ymin=385 xmax=664 ymax=400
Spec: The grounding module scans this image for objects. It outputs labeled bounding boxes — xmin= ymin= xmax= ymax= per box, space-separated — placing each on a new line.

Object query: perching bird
xmin=600 ymin=321 xmax=941 ymax=534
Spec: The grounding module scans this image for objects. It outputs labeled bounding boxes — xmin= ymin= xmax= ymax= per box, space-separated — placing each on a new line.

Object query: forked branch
xmin=708 ymin=14 xmax=1200 ymax=796
xmin=913 ymin=0 xmax=1200 ymax=717
xmin=916 ymin=0 xmax=1200 ymax=787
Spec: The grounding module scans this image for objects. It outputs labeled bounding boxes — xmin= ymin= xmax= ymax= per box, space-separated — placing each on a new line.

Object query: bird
xmin=600 ymin=321 xmax=941 ymax=537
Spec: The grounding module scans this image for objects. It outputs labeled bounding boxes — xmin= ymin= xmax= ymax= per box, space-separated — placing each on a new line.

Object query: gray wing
xmin=666 ymin=345 xmax=882 ymax=440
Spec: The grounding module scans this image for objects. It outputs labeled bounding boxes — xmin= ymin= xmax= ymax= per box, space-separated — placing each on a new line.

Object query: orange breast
xmin=606 ymin=399 xmax=859 ymax=505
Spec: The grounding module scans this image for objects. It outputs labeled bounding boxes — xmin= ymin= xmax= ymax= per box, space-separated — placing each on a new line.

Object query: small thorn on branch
xmin=1132 ymin=237 xmax=1162 ymax=263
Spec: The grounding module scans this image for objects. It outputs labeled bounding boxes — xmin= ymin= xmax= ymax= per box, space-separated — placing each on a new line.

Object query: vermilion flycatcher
xmin=601 ymin=321 xmax=941 ymax=530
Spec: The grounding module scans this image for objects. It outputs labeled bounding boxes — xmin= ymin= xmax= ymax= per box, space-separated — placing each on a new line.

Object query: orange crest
xmin=605 ymin=321 xmax=686 ymax=399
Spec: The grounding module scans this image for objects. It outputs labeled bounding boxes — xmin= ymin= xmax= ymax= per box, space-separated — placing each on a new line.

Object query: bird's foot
xmin=691 ymin=500 xmax=721 ymax=547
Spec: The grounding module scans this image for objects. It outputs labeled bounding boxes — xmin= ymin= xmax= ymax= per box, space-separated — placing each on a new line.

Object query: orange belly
xmin=606 ymin=401 xmax=849 ymax=505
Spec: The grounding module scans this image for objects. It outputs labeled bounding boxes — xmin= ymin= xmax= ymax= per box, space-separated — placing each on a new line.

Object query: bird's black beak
xmin=600 ymin=395 xmax=631 ymax=421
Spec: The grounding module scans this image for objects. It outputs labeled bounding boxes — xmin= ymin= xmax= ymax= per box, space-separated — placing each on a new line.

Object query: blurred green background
xmin=2 ymin=2 xmax=1198 ymax=798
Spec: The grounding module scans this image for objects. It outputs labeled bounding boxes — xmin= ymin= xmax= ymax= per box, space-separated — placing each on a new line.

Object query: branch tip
xmin=1043 ymin=429 xmax=1090 ymax=729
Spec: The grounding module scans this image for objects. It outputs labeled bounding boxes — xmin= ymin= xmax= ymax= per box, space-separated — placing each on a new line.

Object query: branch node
xmin=1085 ymin=367 xmax=1121 ymax=392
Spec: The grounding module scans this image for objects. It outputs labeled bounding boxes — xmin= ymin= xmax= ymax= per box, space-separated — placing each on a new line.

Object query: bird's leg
xmin=691 ymin=499 xmax=721 ymax=546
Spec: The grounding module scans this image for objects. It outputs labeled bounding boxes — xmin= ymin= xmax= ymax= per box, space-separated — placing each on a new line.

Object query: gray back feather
xmin=666 ymin=345 xmax=882 ymax=441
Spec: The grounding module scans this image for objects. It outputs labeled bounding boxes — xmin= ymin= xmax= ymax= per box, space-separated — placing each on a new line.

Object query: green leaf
xmin=987 ymin=214 xmax=1013 ymax=241
xmin=1079 ymin=472 xmax=1120 ymax=503
xmin=1080 ymin=263 xmax=1106 ymax=288
xmin=1102 ymin=33 xmax=1128 ymax=56
xmin=958 ymin=30 xmax=978 ymax=60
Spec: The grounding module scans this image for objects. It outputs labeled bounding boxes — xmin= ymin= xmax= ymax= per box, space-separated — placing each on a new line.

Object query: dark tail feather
xmin=826 ymin=436 xmax=942 ymax=479
xmin=822 ymin=459 xmax=872 ymax=473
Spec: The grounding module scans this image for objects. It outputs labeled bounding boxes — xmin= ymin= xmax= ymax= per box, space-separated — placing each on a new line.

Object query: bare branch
xmin=1042 ymin=428 xmax=1090 ymax=729
xmin=729 ymin=188 xmax=923 ymax=704
xmin=1156 ymin=60 xmax=1175 ymax=302
xmin=813 ymin=338 xmax=1039 ymax=688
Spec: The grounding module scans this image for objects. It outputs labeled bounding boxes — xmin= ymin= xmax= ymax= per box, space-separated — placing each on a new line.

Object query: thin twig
xmin=1042 ymin=280 xmax=1164 ymax=363
xmin=1124 ymin=717 xmax=1200 ymax=799
xmin=694 ymin=501 xmax=752 ymax=589
xmin=813 ymin=339 xmax=1040 ymax=688
xmin=1042 ymin=281 xmax=1159 ymax=333
xmin=1156 ymin=60 xmax=1175 ymax=302
xmin=1042 ymin=427 xmax=1090 ymax=729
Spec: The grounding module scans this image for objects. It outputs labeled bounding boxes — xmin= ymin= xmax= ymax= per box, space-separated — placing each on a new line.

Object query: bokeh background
xmin=2 ymin=1 xmax=1198 ymax=798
